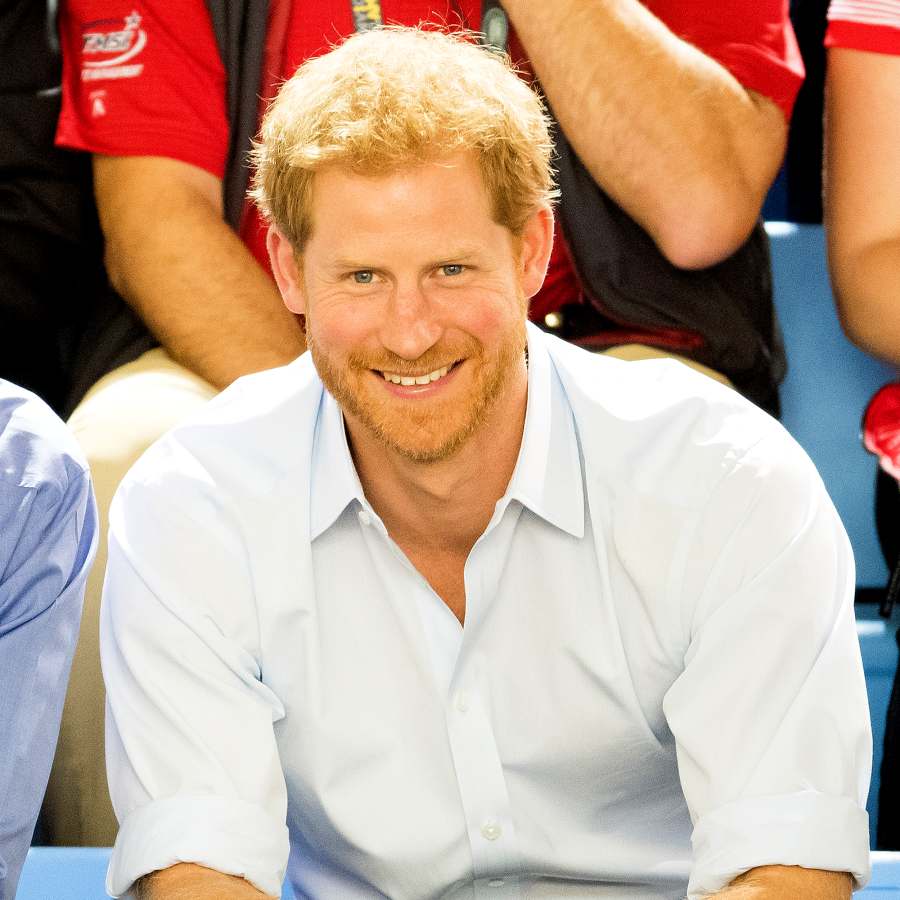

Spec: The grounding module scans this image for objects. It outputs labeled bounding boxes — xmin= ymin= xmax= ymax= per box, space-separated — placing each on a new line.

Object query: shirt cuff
xmin=106 ymin=795 xmax=290 ymax=898
xmin=688 ymin=791 xmax=870 ymax=898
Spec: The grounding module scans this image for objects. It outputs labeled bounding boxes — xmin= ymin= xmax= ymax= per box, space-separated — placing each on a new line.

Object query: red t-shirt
xmin=57 ymin=1 xmax=803 ymax=323
xmin=826 ymin=0 xmax=900 ymax=53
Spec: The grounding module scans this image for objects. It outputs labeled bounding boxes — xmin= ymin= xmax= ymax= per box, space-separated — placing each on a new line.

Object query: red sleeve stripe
xmin=827 ymin=0 xmax=900 ymax=29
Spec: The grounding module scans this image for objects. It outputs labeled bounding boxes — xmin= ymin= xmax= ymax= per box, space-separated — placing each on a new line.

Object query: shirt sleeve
xmin=662 ymin=427 xmax=871 ymax=898
xmin=826 ymin=0 xmax=900 ymax=54
xmin=644 ymin=0 xmax=805 ymax=120
xmin=101 ymin=447 xmax=290 ymax=899
xmin=55 ymin=0 xmax=229 ymax=177
xmin=0 ymin=430 xmax=97 ymax=900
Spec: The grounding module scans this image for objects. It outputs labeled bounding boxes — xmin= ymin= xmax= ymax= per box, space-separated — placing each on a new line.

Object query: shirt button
xmin=454 ymin=690 xmax=470 ymax=713
xmin=481 ymin=821 xmax=502 ymax=841
xmin=489 ymin=879 xmax=505 ymax=888
xmin=358 ymin=510 xmax=372 ymax=526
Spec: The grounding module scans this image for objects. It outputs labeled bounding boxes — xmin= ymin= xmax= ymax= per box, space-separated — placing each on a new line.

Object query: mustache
xmin=345 ymin=339 xmax=481 ymax=375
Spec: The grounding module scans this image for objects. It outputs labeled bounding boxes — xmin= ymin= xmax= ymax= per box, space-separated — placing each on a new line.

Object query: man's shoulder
xmin=542 ymin=325 xmax=774 ymax=434
xmin=0 ymin=381 xmax=95 ymax=613
xmin=540 ymin=330 xmax=795 ymax=506
xmin=0 ymin=379 xmax=90 ymax=493
xmin=126 ymin=353 xmax=323 ymax=499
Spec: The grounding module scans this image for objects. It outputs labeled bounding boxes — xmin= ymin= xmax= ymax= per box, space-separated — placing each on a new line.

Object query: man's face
xmin=269 ymin=151 xmax=551 ymax=463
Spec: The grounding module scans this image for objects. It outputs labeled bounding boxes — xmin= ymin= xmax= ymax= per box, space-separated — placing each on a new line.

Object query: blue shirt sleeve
xmin=0 ymin=383 xmax=98 ymax=900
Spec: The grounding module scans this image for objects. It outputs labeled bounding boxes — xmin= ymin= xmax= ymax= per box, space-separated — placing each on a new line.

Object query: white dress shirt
xmin=102 ymin=324 xmax=871 ymax=899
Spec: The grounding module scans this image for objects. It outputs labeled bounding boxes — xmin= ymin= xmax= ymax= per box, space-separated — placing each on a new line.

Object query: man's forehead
xmin=303 ymin=153 xmax=504 ymax=260
xmin=307 ymin=152 xmax=488 ymax=215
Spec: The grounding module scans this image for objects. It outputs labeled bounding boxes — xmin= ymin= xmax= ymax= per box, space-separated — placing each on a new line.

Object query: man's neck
xmin=347 ymin=375 xmax=528 ymax=557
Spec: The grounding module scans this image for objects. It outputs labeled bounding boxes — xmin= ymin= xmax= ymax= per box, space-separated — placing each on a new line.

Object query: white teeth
xmin=381 ymin=365 xmax=451 ymax=385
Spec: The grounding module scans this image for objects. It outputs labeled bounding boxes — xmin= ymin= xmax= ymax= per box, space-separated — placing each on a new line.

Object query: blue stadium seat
xmin=16 ymin=847 xmax=296 ymax=899
xmin=767 ymin=221 xmax=894 ymax=590
xmin=864 ymin=852 xmax=900 ymax=896
xmin=16 ymin=847 xmax=110 ymax=900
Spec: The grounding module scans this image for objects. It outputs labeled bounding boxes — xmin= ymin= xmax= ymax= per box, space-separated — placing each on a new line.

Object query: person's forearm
xmin=708 ymin=865 xmax=852 ymax=898
xmin=95 ymin=156 xmax=305 ymax=390
xmin=133 ymin=864 xmax=275 ymax=899
xmin=829 ymin=238 xmax=900 ymax=367
xmin=825 ymin=48 xmax=900 ymax=367
xmin=502 ymin=0 xmax=787 ymax=268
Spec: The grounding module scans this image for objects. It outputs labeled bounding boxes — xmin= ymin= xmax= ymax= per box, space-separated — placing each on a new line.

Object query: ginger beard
xmin=305 ymin=308 xmax=528 ymax=464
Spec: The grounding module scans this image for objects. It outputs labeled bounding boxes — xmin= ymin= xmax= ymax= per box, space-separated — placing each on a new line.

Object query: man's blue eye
xmin=442 ymin=264 xmax=464 ymax=276
xmin=353 ymin=271 xmax=374 ymax=284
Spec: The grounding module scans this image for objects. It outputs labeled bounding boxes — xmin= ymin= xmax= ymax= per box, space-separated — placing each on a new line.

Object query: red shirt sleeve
xmin=644 ymin=0 xmax=805 ymax=121
xmin=825 ymin=0 xmax=900 ymax=54
xmin=55 ymin=1 xmax=229 ymax=178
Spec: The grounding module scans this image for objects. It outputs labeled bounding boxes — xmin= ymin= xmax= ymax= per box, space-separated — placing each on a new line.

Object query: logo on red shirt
xmin=81 ymin=10 xmax=147 ymax=81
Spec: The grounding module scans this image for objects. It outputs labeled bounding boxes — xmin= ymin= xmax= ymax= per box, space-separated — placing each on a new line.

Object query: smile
xmin=380 ymin=364 xmax=453 ymax=386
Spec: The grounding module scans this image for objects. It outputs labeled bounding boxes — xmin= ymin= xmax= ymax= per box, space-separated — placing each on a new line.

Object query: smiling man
xmin=102 ymin=27 xmax=870 ymax=900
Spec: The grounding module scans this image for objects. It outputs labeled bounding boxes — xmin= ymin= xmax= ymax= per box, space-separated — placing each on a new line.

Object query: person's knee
xmin=68 ymin=349 xmax=218 ymax=495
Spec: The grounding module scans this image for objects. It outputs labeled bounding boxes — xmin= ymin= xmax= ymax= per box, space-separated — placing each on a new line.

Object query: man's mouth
xmin=379 ymin=363 xmax=455 ymax=386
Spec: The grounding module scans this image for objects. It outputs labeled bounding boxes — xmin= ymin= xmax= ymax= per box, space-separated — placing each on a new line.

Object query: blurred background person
xmin=0 ymin=1 xmax=153 ymax=416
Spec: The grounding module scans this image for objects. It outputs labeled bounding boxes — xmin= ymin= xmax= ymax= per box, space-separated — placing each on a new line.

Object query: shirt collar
xmin=309 ymin=323 xmax=585 ymax=541
xmin=503 ymin=323 xmax=584 ymax=538
xmin=309 ymin=388 xmax=366 ymax=540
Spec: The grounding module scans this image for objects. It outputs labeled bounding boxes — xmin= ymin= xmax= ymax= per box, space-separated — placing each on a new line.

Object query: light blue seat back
xmin=767 ymin=222 xmax=893 ymax=589
xmin=865 ymin=852 xmax=900 ymax=896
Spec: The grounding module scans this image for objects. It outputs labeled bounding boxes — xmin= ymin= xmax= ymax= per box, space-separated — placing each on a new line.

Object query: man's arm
xmin=660 ymin=421 xmax=870 ymax=895
xmin=133 ymin=864 xmax=275 ymax=899
xmin=502 ymin=0 xmax=789 ymax=269
xmin=93 ymin=155 xmax=306 ymax=389
xmin=825 ymin=48 xmax=900 ymax=366
xmin=102 ymin=470 xmax=290 ymax=898
xmin=713 ymin=865 xmax=852 ymax=898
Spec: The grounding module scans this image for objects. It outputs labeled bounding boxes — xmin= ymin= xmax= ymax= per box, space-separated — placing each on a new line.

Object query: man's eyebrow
xmin=326 ymin=248 xmax=485 ymax=271
xmin=327 ymin=257 xmax=376 ymax=271
xmin=432 ymin=246 xmax=484 ymax=262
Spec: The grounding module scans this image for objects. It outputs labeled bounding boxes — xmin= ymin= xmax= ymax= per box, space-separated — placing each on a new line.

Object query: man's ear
xmin=517 ymin=205 xmax=555 ymax=302
xmin=266 ymin=225 xmax=306 ymax=315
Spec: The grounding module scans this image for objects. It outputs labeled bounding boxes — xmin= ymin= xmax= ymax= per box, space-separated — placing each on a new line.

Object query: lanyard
xmin=347 ymin=1 xmax=509 ymax=50
xmin=349 ymin=0 xmax=383 ymax=32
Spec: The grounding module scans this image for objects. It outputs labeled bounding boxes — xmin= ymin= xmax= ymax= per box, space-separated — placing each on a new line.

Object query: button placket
xmin=445 ymin=669 xmax=521 ymax=895
xmin=448 ymin=506 xmax=522 ymax=896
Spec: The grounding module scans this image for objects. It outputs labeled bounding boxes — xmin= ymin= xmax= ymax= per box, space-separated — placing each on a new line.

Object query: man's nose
xmin=378 ymin=281 xmax=443 ymax=360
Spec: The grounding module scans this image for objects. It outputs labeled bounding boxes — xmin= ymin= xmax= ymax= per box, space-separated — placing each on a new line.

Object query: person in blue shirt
xmin=0 ymin=380 xmax=97 ymax=900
